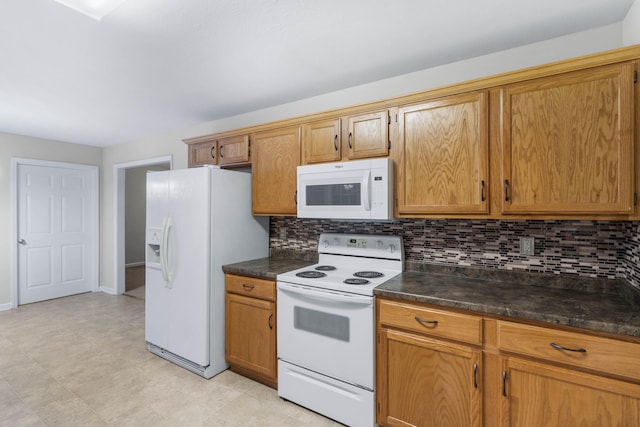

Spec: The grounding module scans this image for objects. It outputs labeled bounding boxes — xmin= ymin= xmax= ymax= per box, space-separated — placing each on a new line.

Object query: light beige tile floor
xmin=0 ymin=292 xmax=342 ymax=426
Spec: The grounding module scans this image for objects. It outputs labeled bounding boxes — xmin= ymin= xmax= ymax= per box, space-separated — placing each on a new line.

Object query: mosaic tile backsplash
xmin=269 ymin=217 xmax=640 ymax=289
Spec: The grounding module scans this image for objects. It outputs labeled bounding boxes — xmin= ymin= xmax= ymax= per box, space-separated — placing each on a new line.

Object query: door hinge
xmin=388 ymin=112 xmax=391 ymax=125
xmin=635 ymin=70 xmax=638 ymax=83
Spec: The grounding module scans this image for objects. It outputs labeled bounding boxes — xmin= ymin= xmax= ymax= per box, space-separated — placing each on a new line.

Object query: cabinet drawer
xmin=225 ymin=274 xmax=275 ymax=301
xmin=498 ymin=321 xmax=640 ymax=382
xmin=378 ymin=299 xmax=482 ymax=345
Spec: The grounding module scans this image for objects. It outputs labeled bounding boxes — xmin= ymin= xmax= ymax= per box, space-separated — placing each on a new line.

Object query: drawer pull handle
xmin=242 ymin=284 xmax=255 ymax=291
xmin=268 ymin=313 xmax=273 ymax=330
xmin=473 ymin=363 xmax=478 ymax=389
xmin=502 ymin=370 xmax=507 ymax=397
xmin=550 ymin=342 xmax=586 ymax=353
xmin=414 ymin=316 xmax=438 ymax=326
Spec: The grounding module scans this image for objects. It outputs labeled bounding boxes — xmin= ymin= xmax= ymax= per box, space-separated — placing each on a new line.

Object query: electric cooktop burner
xmin=343 ymin=278 xmax=371 ymax=285
xmin=315 ymin=265 xmax=336 ymax=271
xmin=296 ymin=271 xmax=327 ymax=279
xmin=354 ymin=271 xmax=384 ymax=279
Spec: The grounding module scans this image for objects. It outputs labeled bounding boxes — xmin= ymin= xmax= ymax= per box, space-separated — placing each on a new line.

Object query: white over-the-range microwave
xmin=296 ymin=158 xmax=393 ymax=220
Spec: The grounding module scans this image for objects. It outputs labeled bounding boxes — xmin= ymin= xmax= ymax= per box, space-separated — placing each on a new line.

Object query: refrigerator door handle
xmin=160 ymin=216 xmax=173 ymax=287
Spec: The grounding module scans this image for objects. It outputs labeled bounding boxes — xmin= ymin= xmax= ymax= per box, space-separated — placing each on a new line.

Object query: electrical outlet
xmin=520 ymin=237 xmax=535 ymax=256
xmin=279 ymin=227 xmax=287 ymax=240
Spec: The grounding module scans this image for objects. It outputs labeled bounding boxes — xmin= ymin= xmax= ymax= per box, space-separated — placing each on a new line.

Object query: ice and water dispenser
xmin=146 ymin=227 xmax=163 ymax=269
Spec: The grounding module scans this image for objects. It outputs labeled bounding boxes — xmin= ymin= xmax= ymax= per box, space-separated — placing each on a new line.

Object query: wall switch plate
xmin=520 ymin=237 xmax=535 ymax=256
xmin=279 ymin=227 xmax=287 ymax=240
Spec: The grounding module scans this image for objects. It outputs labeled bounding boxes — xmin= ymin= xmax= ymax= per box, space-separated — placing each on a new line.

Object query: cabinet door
xmin=188 ymin=140 xmax=217 ymax=167
xmin=500 ymin=356 xmax=640 ymax=427
xmin=347 ymin=110 xmax=389 ymax=159
xmin=225 ymin=292 xmax=276 ymax=383
xmin=218 ymin=134 xmax=250 ymax=166
xmin=377 ymin=328 xmax=482 ymax=427
xmin=500 ymin=62 xmax=634 ymax=214
xmin=397 ymin=91 xmax=489 ymax=214
xmin=251 ymin=126 xmax=300 ymax=215
xmin=301 ymin=119 xmax=340 ymax=164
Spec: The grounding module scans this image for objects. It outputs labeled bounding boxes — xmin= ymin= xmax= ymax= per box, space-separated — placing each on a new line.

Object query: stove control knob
xmin=389 ymin=244 xmax=396 ymax=253
xmin=376 ymin=240 xmax=384 ymax=249
xmin=333 ymin=237 xmax=340 ymax=245
xmin=322 ymin=240 xmax=329 ymax=248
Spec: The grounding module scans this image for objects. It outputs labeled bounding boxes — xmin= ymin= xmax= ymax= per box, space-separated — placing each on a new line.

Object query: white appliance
xmin=277 ymin=233 xmax=404 ymax=427
xmin=145 ymin=166 xmax=269 ymax=379
xmin=296 ymin=158 xmax=393 ymax=220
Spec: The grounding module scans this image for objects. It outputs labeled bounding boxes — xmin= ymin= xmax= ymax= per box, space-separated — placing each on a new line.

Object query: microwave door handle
xmin=362 ymin=171 xmax=371 ymax=211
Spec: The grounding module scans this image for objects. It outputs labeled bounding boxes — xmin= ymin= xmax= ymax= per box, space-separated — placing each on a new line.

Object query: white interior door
xmin=17 ymin=162 xmax=97 ymax=305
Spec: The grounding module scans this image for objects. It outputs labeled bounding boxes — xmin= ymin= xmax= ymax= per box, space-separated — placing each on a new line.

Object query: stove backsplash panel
xmin=270 ymin=217 xmax=640 ymax=289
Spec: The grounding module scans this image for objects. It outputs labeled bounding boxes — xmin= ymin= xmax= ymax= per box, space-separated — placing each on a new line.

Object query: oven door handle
xmin=278 ymin=283 xmax=373 ymax=306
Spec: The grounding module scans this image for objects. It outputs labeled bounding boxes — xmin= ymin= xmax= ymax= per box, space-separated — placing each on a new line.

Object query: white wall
xmin=0 ymin=132 xmax=101 ymax=307
xmin=623 ymin=0 xmax=640 ymax=45
xmin=99 ymin=23 xmax=624 ymax=290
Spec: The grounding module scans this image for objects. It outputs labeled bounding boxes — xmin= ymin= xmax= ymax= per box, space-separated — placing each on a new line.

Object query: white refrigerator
xmin=145 ymin=166 xmax=269 ymax=378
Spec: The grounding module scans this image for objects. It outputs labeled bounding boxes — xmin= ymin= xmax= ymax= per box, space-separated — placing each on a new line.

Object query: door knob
xmin=18 ymin=239 xmax=26 ymax=245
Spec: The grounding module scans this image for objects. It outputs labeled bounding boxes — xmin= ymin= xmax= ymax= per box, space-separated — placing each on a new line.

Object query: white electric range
xmin=277 ymin=233 xmax=404 ymax=427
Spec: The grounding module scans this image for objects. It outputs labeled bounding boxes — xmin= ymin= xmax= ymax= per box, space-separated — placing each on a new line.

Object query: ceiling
xmin=0 ymin=0 xmax=635 ymax=147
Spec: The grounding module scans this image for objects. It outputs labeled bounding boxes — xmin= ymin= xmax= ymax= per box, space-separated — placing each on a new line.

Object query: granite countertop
xmin=375 ymin=267 xmax=640 ymax=339
xmin=222 ymin=256 xmax=315 ymax=281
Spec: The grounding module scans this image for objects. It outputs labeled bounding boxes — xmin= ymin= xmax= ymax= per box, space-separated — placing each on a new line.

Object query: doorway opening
xmin=113 ymin=156 xmax=171 ymax=296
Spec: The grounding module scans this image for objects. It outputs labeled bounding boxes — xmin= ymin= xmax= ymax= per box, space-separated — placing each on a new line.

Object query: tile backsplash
xmin=269 ymin=217 xmax=640 ymax=289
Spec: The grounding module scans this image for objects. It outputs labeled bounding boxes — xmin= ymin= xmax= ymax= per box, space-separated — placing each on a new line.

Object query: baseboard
xmin=0 ymin=302 xmax=13 ymax=311
xmin=99 ymin=286 xmax=117 ymax=295
xmin=125 ymin=262 xmax=145 ymax=268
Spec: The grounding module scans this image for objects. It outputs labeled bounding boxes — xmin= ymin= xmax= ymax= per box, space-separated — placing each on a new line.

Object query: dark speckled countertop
xmin=222 ymin=256 xmax=315 ymax=281
xmin=375 ymin=265 xmax=640 ymax=339
xmin=223 ymin=256 xmax=640 ymax=339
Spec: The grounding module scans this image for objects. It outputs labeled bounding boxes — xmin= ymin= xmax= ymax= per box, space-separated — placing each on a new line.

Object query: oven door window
xmin=294 ymin=306 xmax=349 ymax=342
xmin=305 ymin=183 xmax=361 ymax=206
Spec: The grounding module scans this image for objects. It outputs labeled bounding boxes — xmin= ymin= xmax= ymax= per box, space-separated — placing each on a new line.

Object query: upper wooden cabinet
xmin=499 ymin=62 xmax=635 ymax=215
xmin=217 ymin=134 xmax=250 ymax=166
xmin=251 ymin=125 xmax=301 ymax=216
xmin=186 ymin=134 xmax=250 ymax=168
xmin=301 ymin=119 xmax=341 ymax=164
xmin=347 ymin=110 xmax=390 ymax=159
xmin=188 ymin=139 xmax=218 ymax=167
xmin=396 ymin=91 xmax=489 ymax=215
xmin=301 ymin=110 xmax=390 ymax=165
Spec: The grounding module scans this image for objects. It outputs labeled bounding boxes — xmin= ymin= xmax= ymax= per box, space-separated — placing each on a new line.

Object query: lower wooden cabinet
xmin=377 ymin=298 xmax=482 ymax=427
xmin=377 ymin=297 xmax=640 ymax=427
xmin=225 ymin=274 xmax=277 ymax=388
xmin=377 ymin=328 xmax=482 ymax=427
xmin=500 ymin=356 xmax=640 ymax=427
